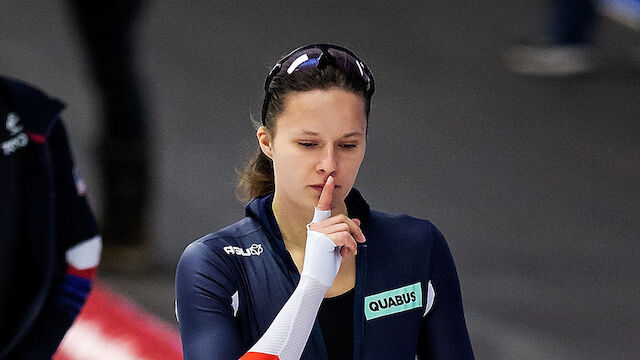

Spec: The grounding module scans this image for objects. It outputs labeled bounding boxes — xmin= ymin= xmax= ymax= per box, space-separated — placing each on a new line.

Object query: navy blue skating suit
xmin=176 ymin=189 xmax=474 ymax=360
xmin=0 ymin=76 xmax=101 ymax=359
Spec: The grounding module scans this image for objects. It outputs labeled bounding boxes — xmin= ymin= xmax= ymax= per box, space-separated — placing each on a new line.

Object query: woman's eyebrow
xmin=342 ymin=131 xmax=363 ymax=138
xmin=295 ymin=130 xmax=364 ymax=138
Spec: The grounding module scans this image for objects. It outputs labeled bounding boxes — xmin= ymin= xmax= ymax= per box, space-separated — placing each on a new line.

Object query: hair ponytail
xmin=236 ymin=149 xmax=274 ymax=202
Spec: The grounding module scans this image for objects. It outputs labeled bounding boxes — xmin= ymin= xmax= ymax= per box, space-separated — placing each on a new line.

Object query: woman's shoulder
xmin=367 ymin=209 xmax=446 ymax=248
xmin=369 ymin=209 xmax=438 ymax=233
xmin=180 ymin=216 xmax=264 ymax=258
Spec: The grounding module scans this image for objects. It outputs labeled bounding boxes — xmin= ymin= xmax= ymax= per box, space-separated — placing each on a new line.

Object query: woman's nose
xmin=316 ymin=147 xmax=337 ymax=174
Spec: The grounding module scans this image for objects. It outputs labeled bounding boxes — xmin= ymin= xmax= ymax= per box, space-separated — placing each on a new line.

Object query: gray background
xmin=2 ymin=1 xmax=639 ymax=359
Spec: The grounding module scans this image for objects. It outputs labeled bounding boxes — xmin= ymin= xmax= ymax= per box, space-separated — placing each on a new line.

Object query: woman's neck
xmin=272 ymin=192 xmax=347 ymax=249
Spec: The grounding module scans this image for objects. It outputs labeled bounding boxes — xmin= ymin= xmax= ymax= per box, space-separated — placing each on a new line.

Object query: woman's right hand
xmin=307 ymin=175 xmax=366 ymax=257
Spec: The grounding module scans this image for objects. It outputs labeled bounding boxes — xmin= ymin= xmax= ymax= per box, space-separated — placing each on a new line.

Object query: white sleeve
xmin=241 ymin=208 xmax=340 ymax=360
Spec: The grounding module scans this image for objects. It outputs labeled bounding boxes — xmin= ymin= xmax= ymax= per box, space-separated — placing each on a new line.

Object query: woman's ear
xmin=256 ymin=126 xmax=273 ymax=159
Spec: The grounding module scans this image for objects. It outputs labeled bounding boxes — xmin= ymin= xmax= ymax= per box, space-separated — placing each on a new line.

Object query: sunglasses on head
xmin=261 ymin=44 xmax=375 ymax=125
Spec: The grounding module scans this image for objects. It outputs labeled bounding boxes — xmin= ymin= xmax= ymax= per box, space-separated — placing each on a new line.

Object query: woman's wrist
xmin=302 ymin=228 xmax=341 ymax=288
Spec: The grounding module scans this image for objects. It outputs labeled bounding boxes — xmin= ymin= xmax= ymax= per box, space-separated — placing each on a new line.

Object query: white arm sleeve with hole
xmin=241 ymin=208 xmax=340 ymax=360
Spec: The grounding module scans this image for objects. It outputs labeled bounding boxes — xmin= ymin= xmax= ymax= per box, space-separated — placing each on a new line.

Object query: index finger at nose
xmin=316 ymin=175 xmax=335 ymax=211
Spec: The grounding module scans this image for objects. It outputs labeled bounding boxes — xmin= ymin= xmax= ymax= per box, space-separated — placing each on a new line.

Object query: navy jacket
xmin=0 ymin=76 xmax=99 ymax=359
xmin=176 ymin=190 xmax=474 ymax=360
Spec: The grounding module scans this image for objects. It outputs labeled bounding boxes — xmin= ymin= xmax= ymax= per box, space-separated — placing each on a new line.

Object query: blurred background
xmin=2 ymin=1 xmax=639 ymax=359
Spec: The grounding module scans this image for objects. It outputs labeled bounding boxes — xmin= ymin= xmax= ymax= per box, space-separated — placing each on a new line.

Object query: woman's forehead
xmin=276 ymin=89 xmax=367 ymax=134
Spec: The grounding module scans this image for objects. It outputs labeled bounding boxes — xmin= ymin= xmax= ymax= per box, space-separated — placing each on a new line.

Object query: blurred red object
xmin=53 ymin=281 xmax=182 ymax=360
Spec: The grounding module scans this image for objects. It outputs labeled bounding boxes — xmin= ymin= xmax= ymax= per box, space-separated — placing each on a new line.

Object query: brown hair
xmin=236 ymin=65 xmax=371 ymax=202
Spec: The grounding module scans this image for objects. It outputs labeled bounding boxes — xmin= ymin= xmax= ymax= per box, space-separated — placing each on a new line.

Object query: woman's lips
xmin=310 ymin=184 xmax=339 ymax=193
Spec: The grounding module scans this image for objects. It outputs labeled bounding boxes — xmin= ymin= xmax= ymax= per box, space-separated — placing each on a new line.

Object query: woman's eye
xmin=298 ymin=142 xmax=316 ymax=147
xmin=340 ymin=144 xmax=357 ymax=149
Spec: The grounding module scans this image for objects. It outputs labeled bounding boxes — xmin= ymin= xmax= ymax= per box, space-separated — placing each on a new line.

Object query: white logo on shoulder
xmin=6 ymin=113 xmax=23 ymax=135
xmin=2 ymin=113 xmax=28 ymax=155
xmin=224 ymin=243 xmax=264 ymax=256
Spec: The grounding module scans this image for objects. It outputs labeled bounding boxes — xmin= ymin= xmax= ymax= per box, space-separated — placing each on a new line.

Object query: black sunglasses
xmin=261 ymin=44 xmax=375 ymax=125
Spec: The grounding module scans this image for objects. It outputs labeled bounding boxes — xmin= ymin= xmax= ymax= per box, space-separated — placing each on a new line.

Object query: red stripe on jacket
xmin=66 ymin=265 xmax=97 ymax=279
xmin=25 ymin=131 xmax=46 ymax=144
xmin=240 ymin=352 xmax=280 ymax=360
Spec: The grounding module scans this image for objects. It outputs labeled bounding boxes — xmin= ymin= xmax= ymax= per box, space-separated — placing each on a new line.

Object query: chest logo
xmin=364 ymin=282 xmax=422 ymax=320
xmin=224 ymin=243 xmax=264 ymax=256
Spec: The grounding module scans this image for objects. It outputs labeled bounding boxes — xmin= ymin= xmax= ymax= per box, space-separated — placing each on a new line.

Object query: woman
xmin=176 ymin=44 xmax=475 ymax=360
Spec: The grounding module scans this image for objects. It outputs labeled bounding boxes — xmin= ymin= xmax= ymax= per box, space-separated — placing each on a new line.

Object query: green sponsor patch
xmin=364 ymin=282 xmax=422 ymax=320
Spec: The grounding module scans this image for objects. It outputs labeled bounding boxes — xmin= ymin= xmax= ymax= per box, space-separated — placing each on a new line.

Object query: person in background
xmin=67 ymin=0 xmax=149 ymax=271
xmin=0 ymin=75 xmax=101 ymax=359
xmin=505 ymin=0 xmax=599 ymax=76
